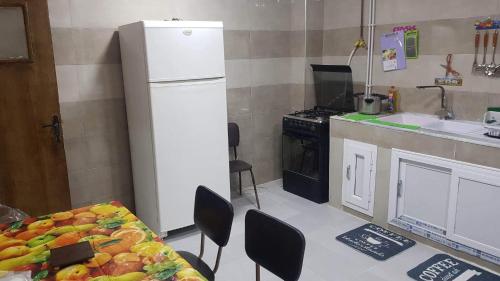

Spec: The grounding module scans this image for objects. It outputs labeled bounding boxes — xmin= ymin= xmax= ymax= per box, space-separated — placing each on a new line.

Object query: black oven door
xmin=283 ymin=133 xmax=320 ymax=180
xmin=282 ymin=132 xmax=329 ymax=203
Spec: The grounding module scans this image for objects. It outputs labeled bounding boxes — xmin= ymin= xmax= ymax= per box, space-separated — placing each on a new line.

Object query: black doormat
xmin=336 ymin=223 xmax=416 ymax=261
xmin=408 ymin=254 xmax=500 ymax=281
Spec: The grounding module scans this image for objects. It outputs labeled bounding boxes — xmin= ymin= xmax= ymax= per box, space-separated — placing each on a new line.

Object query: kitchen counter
xmin=332 ymin=113 xmax=500 ymax=149
xmin=328 ymin=113 xmax=500 ymax=272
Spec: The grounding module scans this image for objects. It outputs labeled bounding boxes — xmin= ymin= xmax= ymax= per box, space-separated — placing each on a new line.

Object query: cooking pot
xmin=357 ymin=93 xmax=388 ymax=115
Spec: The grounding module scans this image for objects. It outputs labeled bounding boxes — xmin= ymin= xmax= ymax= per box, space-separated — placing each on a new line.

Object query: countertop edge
xmin=330 ymin=115 xmax=500 ymax=149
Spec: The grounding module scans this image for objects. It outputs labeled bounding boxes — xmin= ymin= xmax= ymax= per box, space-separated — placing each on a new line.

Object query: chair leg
xmin=250 ymin=169 xmax=260 ymax=209
xmin=256 ymin=263 xmax=260 ymax=281
xmin=238 ymin=171 xmax=242 ymax=195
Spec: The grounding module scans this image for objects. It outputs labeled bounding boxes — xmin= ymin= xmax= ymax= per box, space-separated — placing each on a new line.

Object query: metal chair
xmin=228 ymin=122 xmax=261 ymax=209
xmin=245 ymin=209 xmax=306 ymax=281
xmin=177 ymin=185 xmax=234 ymax=281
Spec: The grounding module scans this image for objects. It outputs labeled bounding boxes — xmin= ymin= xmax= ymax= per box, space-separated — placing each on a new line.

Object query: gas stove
xmin=284 ymin=108 xmax=343 ymax=124
xmin=283 ymin=107 xmax=347 ymax=137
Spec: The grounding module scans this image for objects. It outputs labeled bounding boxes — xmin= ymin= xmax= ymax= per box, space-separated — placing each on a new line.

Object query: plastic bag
xmin=0 ymin=204 xmax=28 ymax=225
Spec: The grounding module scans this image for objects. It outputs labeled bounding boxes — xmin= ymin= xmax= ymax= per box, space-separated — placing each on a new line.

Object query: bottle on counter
xmin=388 ymin=86 xmax=399 ymax=113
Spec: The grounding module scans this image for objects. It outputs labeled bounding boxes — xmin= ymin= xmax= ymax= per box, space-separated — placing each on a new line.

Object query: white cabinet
xmin=388 ymin=149 xmax=500 ymax=257
xmin=342 ymin=139 xmax=377 ymax=216
xmin=389 ymin=151 xmax=452 ymax=234
xmin=447 ymin=166 xmax=500 ymax=257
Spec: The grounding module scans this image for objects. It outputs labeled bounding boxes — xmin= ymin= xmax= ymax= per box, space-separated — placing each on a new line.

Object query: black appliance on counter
xmin=282 ymin=65 xmax=355 ymax=203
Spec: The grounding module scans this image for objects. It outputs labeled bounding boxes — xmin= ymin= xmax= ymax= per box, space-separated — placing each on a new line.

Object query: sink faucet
xmin=416 ymin=85 xmax=455 ymax=120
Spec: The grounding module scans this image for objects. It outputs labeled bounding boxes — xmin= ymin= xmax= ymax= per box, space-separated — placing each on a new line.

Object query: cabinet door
xmin=342 ymin=140 xmax=377 ymax=216
xmin=389 ymin=151 xmax=452 ymax=235
xmin=447 ymin=167 xmax=500 ymax=257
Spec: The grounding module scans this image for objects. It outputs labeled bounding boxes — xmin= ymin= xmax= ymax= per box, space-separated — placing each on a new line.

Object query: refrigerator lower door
xmin=149 ymin=78 xmax=230 ymax=234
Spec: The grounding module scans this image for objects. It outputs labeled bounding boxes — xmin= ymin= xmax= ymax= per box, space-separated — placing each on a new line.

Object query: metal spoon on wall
xmin=480 ymin=31 xmax=489 ymax=70
xmin=486 ymin=29 xmax=498 ymax=77
xmin=472 ymin=31 xmax=480 ymax=73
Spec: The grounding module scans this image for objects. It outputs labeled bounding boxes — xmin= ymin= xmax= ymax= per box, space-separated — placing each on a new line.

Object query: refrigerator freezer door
xmin=144 ymin=25 xmax=225 ymax=82
xmin=149 ymin=78 xmax=231 ymax=233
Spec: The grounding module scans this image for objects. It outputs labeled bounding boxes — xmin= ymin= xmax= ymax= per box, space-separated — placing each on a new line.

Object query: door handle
xmin=346 ymin=165 xmax=351 ymax=180
xmin=42 ymin=115 xmax=62 ymax=143
xmin=397 ymin=179 xmax=403 ymax=197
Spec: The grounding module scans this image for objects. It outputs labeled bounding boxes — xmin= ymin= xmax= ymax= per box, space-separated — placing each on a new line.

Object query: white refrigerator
xmin=119 ymin=21 xmax=231 ymax=237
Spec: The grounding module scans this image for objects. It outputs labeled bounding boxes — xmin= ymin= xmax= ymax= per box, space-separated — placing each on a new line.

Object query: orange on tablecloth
xmin=0 ymin=201 xmax=207 ymax=281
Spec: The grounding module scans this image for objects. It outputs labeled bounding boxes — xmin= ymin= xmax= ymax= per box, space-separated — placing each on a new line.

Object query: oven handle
xmin=282 ymin=132 xmax=320 ymax=142
xmin=346 ymin=165 xmax=351 ymax=180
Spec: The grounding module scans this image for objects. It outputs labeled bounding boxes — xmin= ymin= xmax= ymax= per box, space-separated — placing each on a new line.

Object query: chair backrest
xmin=245 ymin=210 xmax=306 ymax=281
xmin=228 ymin=122 xmax=240 ymax=147
xmin=194 ymin=186 xmax=234 ymax=247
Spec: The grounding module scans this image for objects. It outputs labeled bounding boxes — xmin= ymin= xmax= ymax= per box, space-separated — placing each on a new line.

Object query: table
xmin=0 ymin=201 xmax=207 ymax=281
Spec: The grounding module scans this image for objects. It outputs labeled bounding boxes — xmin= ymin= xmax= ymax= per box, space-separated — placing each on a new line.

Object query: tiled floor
xmin=165 ymin=180 xmax=460 ymax=281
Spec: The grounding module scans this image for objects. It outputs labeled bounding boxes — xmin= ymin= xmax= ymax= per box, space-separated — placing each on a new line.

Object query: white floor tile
xmin=164 ymin=181 xmax=486 ymax=281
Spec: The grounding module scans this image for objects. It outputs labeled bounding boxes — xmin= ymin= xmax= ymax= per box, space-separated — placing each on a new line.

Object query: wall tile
xmin=77 ymin=64 xmax=124 ymax=100
xmin=323 ymin=0 xmax=367 ymax=30
xmin=489 ymin=93 xmax=500 ymax=106
xmin=227 ymin=87 xmax=252 ymax=119
xmin=47 ymin=0 xmax=72 ymax=28
xmin=253 ymin=109 xmax=286 ymax=139
xmin=69 ymin=0 xmax=175 ymax=28
xmin=225 ymin=59 xmax=251 ymax=89
xmin=252 ymin=134 xmax=282 ymax=184
xmin=247 ymin=0 xmax=292 ymax=31
xmin=306 ymin=0 xmax=324 ymax=31
xmin=86 ymin=166 xmax=114 ymax=200
xmin=290 ymin=30 xmax=306 ymax=58
xmin=64 ymin=138 xmax=88 ymax=172
xmin=51 ymin=28 xmax=77 ymax=65
xmin=289 ymin=83 xmax=305 ymax=112
xmin=60 ymin=102 xmax=85 ymax=140
xmin=306 ymin=30 xmax=323 ymax=57
xmin=398 ymin=87 xmax=442 ymax=116
xmin=221 ymin=0 xmax=251 ymax=30
xmin=75 ymin=29 xmax=121 ymax=65
xmin=449 ymin=91 xmax=489 ymax=122
xmin=56 ymin=65 xmax=80 ymax=103
xmin=81 ymin=99 xmax=128 ymax=137
xmin=224 ymin=30 xmax=250 ymax=60
xmin=250 ymin=58 xmax=293 ymax=86
xmin=250 ymin=84 xmax=292 ymax=113
xmin=250 ymin=31 xmax=291 ymax=59
xmin=85 ymin=135 xmax=113 ymax=168
xmin=290 ymin=0 xmax=305 ymax=31
xmin=68 ymin=169 xmax=92 ymax=207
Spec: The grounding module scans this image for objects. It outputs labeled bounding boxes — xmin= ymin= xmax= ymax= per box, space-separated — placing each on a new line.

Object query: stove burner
xmin=286 ymin=108 xmax=343 ymax=123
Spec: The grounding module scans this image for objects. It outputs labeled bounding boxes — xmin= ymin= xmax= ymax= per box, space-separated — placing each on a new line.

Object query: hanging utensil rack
xmin=473 ymin=18 xmax=500 ymax=77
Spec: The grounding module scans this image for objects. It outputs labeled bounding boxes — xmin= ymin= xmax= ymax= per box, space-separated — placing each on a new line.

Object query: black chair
xmin=228 ymin=122 xmax=261 ymax=209
xmin=245 ymin=209 xmax=306 ymax=281
xmin=177 ymin=186 xmax=234 ymax=281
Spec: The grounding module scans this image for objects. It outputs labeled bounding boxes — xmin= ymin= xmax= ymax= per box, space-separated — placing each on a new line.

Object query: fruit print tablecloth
xmin=0 ymin=201 xmax=207 ymax=281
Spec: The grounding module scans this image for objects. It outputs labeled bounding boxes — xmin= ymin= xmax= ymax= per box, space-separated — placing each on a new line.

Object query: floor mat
xmin=408 ymin=254 xmax=500 ymax=281
xmin=335 ymin=223 xmax=416 ymax=261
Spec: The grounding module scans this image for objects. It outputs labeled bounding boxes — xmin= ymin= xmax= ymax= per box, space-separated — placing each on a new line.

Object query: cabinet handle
xmin=397 ymin=180 xmax=403 ymax=197
xmin=346 ymin=165 xmax=351 ymax=180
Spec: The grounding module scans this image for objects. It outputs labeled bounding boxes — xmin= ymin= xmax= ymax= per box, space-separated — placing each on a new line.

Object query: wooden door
xmin=0 ymin=0 xmax=71 ymax=216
